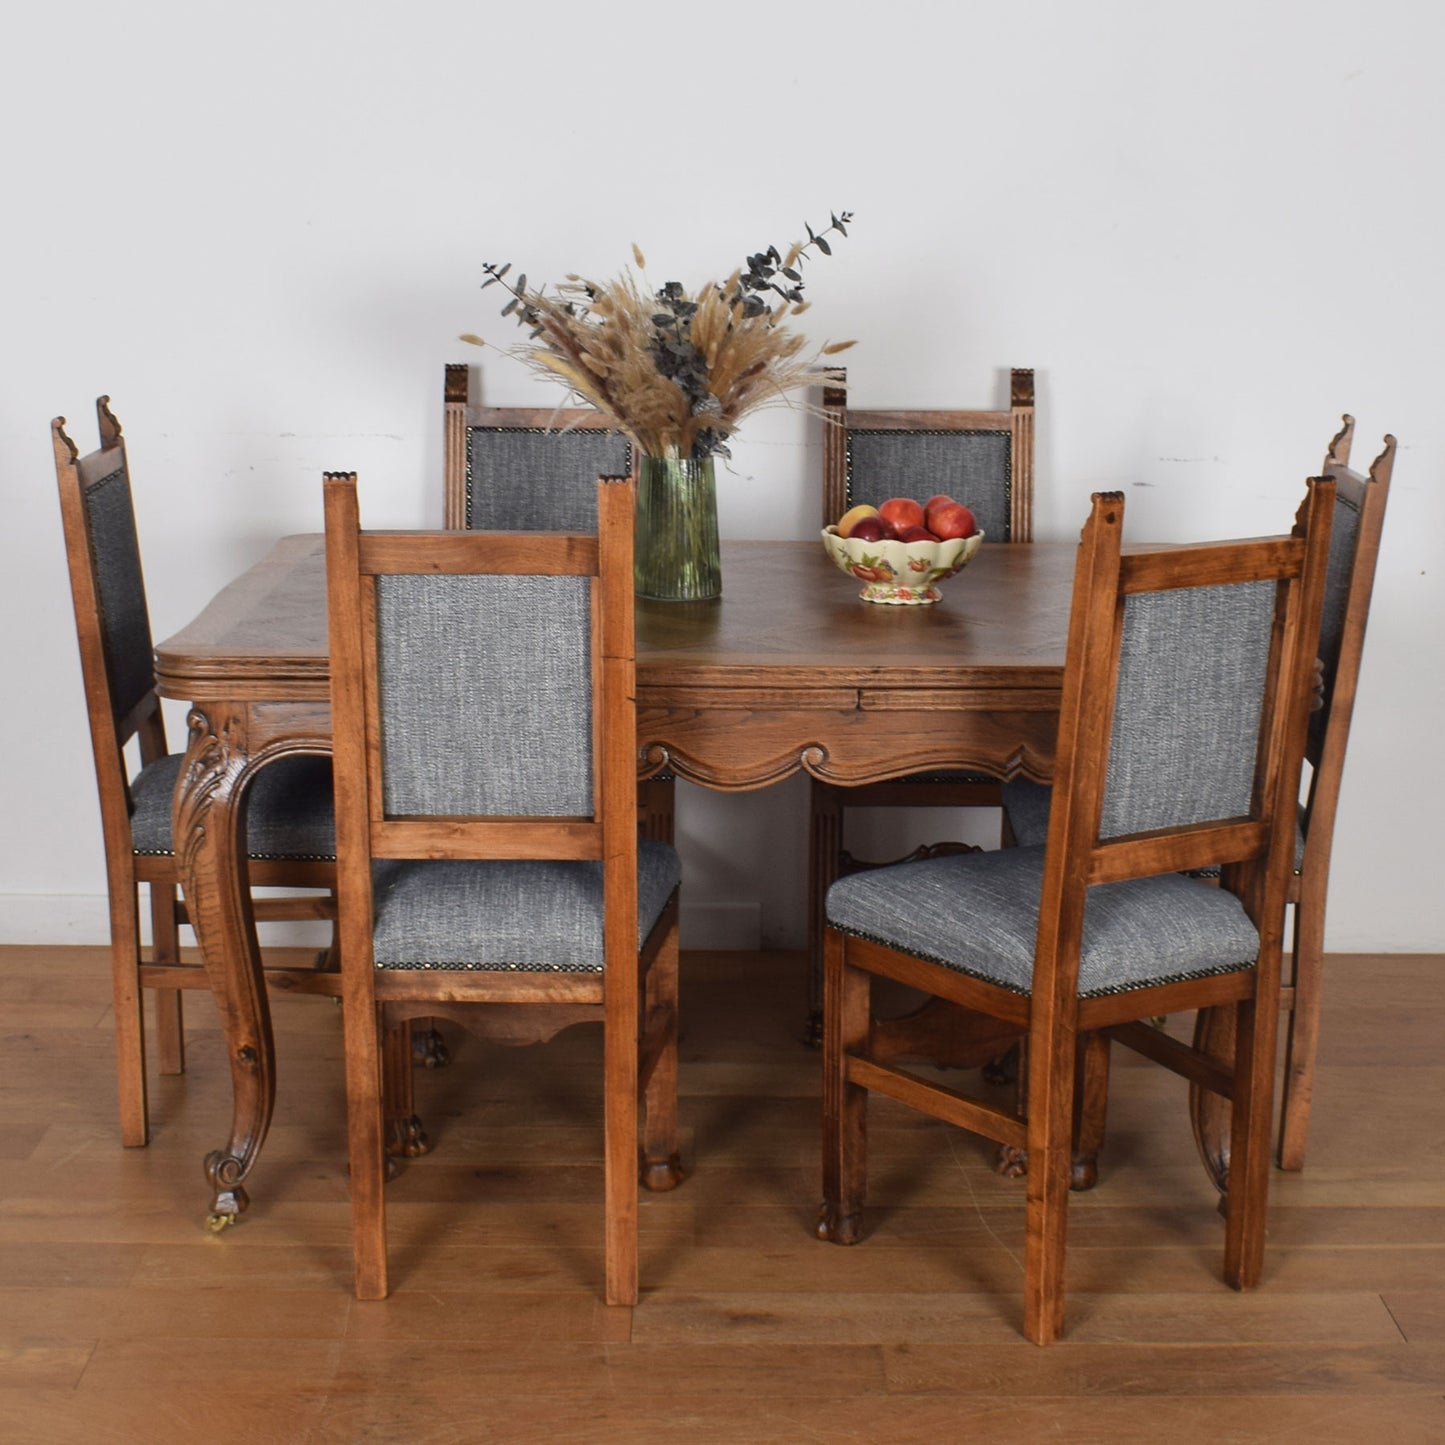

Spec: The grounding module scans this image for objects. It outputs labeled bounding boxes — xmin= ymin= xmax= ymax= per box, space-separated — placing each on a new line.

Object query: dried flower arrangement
xmin=461 ymin=212 xmax=855 ymax=461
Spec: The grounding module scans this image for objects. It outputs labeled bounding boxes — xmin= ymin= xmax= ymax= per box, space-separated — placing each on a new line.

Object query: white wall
xmin=3 ymin=0 xmax=1441 ymax=950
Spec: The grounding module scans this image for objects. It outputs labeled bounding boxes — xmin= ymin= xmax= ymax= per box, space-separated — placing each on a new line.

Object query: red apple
xmin=923 ymin=494 xmax=955 ymax=528
xmin=924 ymin=494 xmax=956 ymax=532
xmin=848 ymin=516 xmax=887 ymax=542
xmin=877 ymin=497 xmax=925 ymax=534
xmin=898 ymin=524 xmax=939 ymax=543
xmin=929 ymin=501 xmax=977 ymax=540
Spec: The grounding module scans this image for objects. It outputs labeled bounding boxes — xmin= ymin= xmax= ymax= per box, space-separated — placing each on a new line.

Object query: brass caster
xmin=205 ymin=1212 xmax=238 ymax=1234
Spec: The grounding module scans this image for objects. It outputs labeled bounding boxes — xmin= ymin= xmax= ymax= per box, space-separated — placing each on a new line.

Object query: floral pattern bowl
xmin=821 ymin=526 xmax=985 ymax=605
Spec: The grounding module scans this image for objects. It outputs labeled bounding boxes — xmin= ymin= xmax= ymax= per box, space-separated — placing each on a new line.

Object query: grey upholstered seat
xmin=828 ymin=845 xmax=1259 ymax=1000
xmin=370 ymin=843 xmax=682 ymax=972
xmin=128 ymin=751 xmax=336 ymax=860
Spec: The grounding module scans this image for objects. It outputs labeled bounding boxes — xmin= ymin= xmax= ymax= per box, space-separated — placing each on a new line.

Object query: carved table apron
xmin=157 ymin=537 xmax=1086 ymax=1222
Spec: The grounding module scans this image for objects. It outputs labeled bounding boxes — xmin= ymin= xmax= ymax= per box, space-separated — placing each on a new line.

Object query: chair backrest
xmin=1303 ymin=417 xmax=1394 ymax=854
xmin=1034 ymin=481 xmax=1335 ymax=1000
xmin=443 ymin=363 xmax=634 ymax=531
xmin=821 ymin=367 xmax=1035 ymax=540
xmin=53 ymin=399 xmax=166 ymax=858
xmin=324 ymin=470 xmax=640 ymax=968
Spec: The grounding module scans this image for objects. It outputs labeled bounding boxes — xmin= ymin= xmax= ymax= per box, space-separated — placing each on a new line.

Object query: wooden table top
xmin=155 ymin=537 xmax=1076 ymax=706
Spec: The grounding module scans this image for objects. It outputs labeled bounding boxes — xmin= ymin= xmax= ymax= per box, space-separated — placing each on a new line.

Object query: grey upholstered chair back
xmin=374 ymin=574 xmax=593 ymax=817
xmin=465 ymin=429 xmax=633 ymax=532
xmin=1098 ymin=581 xmax=1276 ymax=840
xmin=846 ymin=430 xmax=1015 ymax=540
xmin=81 ymin=464 xmax=155 ymax=729
xmin=1309 ymin=484 xmax=1363 ymax=761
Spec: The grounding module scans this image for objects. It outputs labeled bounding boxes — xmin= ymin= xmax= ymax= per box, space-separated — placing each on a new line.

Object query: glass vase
xmin=634 ymin=454 xmax=722 ymax=601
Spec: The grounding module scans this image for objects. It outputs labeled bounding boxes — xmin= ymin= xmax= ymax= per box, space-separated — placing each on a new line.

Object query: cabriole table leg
xmin=174 ymin=701 xmax=328 ymax=1228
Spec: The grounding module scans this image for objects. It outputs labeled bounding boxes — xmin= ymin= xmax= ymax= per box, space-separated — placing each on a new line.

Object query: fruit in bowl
xmin=821 ymin=494 xmax=984 ymax=605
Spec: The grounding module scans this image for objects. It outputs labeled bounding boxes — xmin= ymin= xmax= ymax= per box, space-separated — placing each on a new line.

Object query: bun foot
xmin=816 ymin=1202 xmax=864 ymax=1244
xmin=993 ymin=1143 xmax=1100 ymax=1191
xmin=641 ymin=1154 xmax=686 ymax=1192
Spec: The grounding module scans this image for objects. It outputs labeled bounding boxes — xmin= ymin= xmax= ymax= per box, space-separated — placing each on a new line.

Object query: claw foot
xmin=412 ymin=1027 xmax=450 ymax=1069
xmin=982 ymin=1046 xmax=1019 ymax=1086
xmin=204 ymin=1149 xmax=250 ymax=1226
xmin=994 ymin=1144 xmax=1027 ymax=1179
xmin=387 ymin=1114 xmax=431 ymax=1159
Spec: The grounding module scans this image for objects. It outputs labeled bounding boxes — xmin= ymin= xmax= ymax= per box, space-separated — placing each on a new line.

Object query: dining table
xmin=154 ymin=536 xmax=1077 ymax=1225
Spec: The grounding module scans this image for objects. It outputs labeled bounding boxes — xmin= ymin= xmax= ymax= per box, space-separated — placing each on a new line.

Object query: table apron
xmin=637 ymin=702 xmax=1058 ymax=791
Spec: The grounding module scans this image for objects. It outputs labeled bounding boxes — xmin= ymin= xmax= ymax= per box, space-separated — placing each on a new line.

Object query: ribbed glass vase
xmin=633 ymin=454 xmax=722 ymax=601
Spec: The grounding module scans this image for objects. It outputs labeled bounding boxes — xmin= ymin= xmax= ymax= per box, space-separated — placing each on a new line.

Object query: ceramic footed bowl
xmin=821 ymin=526 xmax=985 ymax=605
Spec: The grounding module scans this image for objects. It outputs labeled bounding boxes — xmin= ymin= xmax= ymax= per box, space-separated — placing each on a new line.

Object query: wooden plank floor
xmin=1 ymin=945 xmax=1442 ymax=1442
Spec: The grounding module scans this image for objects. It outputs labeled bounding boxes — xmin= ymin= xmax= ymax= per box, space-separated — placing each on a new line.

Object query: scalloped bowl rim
xmin=821 ymin=526 xmax=985 ymax=573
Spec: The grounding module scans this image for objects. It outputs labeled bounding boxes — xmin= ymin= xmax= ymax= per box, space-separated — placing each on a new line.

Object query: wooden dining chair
xmin=1004 ymin=419 xmax=1395 ymax=1180
xmin=443 ymin=363 xmax=675 ymax=843
xmin=818 ymin=481 xmax=1335 ymax=1343
xmin=808 ymin=368 xmax=1035 ymax=1024
xmin=53 ymin=400 xmax=339 ymax=1148
xmin=324 ymin=470 xmax=683 ymax=1305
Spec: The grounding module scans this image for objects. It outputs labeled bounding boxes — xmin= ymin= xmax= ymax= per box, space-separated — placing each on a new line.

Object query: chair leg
xmin=637 ymin=775 xmax=675 ymax=846
xmin=1071 ymin=1030 xmax=1110 ymax=1191
xmin=1277 ymin=894 xmax=1323 ymax=1171
xmin=806 ymin=781 xmax=846 ymax=1045
xmin=1022 ymin=1023 xmax=1077 ymax=1345
xmin=1223 ymin=994 xmax=1276 ymax=1291
xmin=384 ymin=1020 xmax=430 ymax=1159
xmin=149 ymin=882 xmax=185 ymax=1077
xmin=640 ymin=927 xmax=684 ymax=1192
xmin=818 ymin=928 xmax=869 ymax=1245
xmin=604 ymin=970 xmax=641 ymax=1307
xmin=112 ymin=885 xmax=150 ymax=1148
xmin=1190 ymin=1005 xmax=1235 ymax=1195
xmin=343 ymin=996 xmax=389 ymax=1301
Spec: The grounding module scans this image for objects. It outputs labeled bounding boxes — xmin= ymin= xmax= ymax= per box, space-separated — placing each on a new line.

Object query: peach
xmin=836 ymin=503 xmax=881 ymax=538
